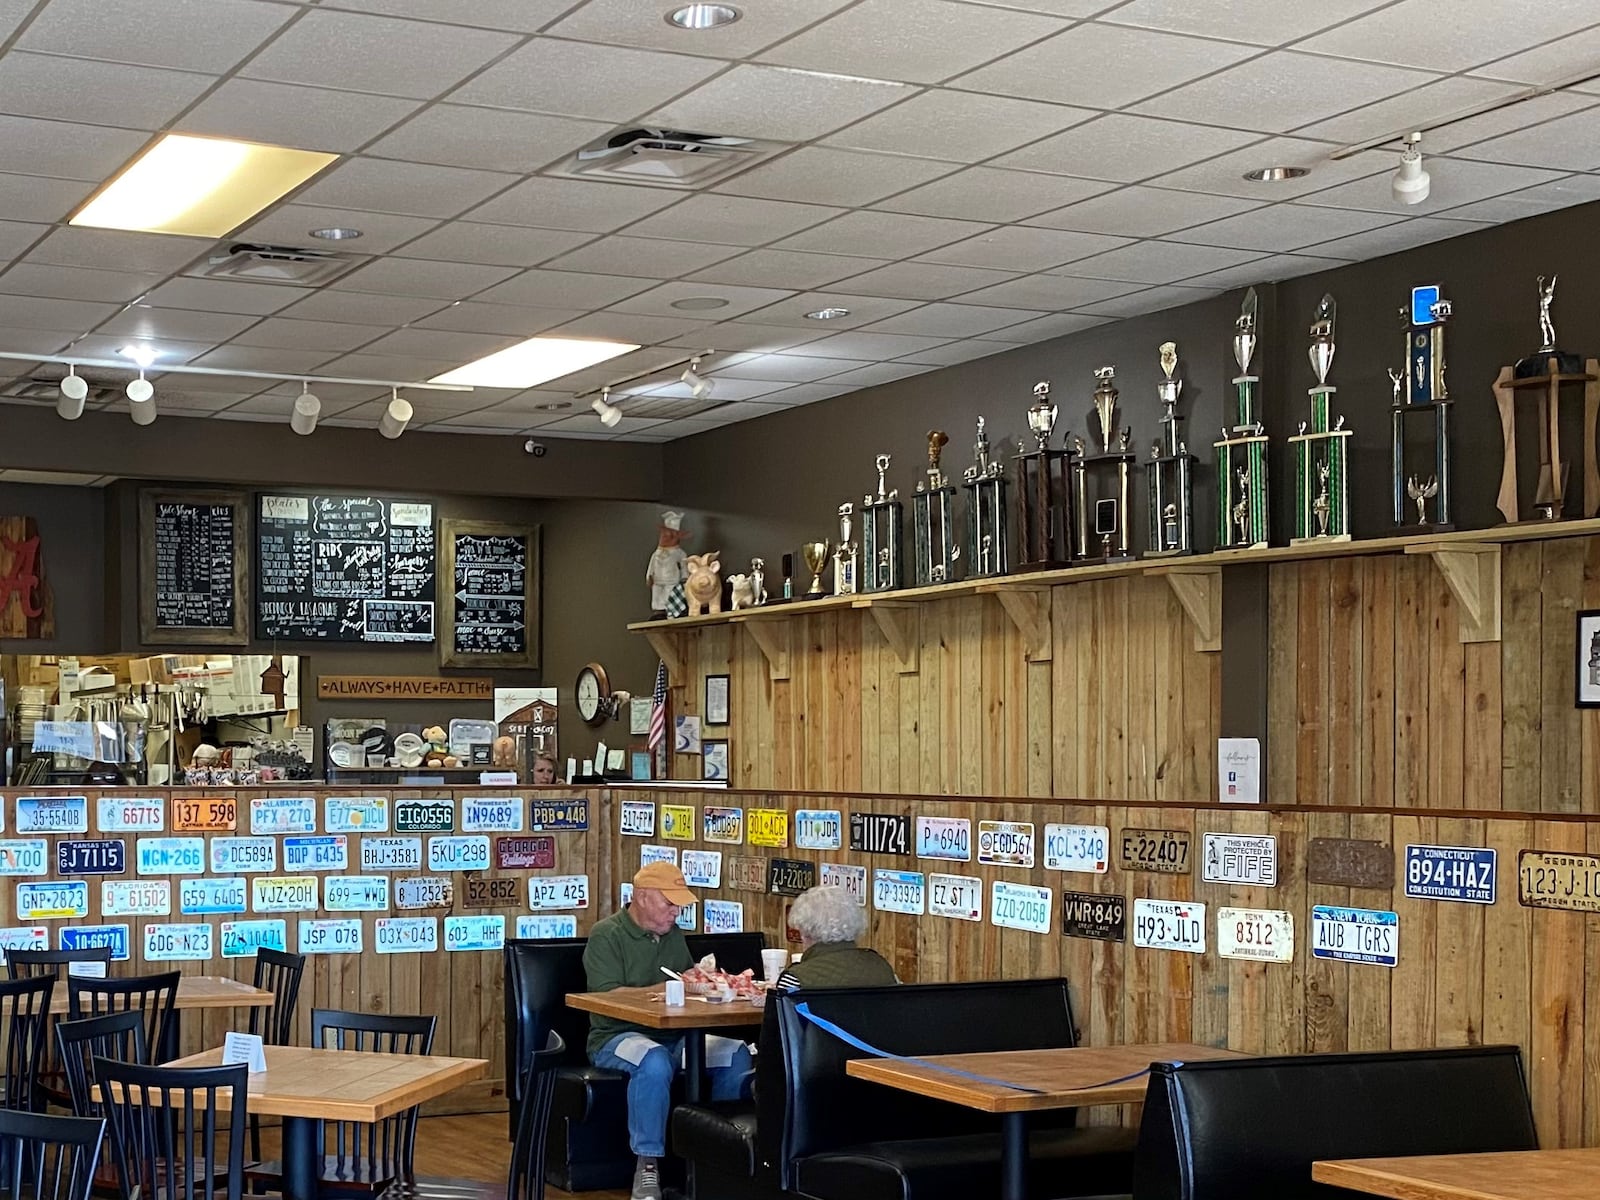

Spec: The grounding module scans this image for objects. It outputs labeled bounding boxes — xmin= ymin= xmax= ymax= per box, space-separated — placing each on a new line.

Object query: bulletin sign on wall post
xmin=138 ymin=489 xmax=249 ymax=646
xmin=438 ymin=519 xmax=541 ymax=669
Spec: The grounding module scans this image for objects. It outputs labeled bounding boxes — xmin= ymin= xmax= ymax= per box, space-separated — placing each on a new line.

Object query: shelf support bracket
xmin=1405 ymin=541 xmax=1502 ymax=643
xmin=985 ymin=586 xmax=1052 ymax=661
xmin=643 ymin=629 xmax=685 ymax=679
xmin=860 ymin=601 xmax=919 ymax=673
xmin=1153 ymin=566 xmax=1222 ymax=653
xmin=737 ymin=617 xmax=791 ymax=680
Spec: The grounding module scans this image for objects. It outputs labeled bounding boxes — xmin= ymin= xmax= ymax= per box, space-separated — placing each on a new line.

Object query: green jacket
xmin=582 ymin=907 xmax=693 ymax=1057
xmin=774 ymin=940 xmax=898 ymax=992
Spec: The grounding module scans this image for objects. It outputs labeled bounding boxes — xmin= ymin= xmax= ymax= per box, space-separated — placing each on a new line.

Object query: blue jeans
xmin=592 ymin=1033 xmax=752 ymax=1157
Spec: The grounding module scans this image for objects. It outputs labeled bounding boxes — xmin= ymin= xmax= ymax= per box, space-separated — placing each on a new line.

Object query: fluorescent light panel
xmin=431 ymin=337 xmax=639 ymax=388
xmin=71 ymin=134 xmax=338 ymax=238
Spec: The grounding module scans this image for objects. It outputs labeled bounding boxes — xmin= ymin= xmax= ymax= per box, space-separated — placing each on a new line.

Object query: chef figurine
xmin=646 ymin=510 xmax=690 ymax=617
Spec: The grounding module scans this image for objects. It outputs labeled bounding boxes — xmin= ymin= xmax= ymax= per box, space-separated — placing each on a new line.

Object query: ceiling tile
xmin=1419 ymin=92 xmax=1598 ymax=155
xmin=1075 ymin=284 xmax=1221 ymax=318
xmin=233 ymin=205 xmax=439 ymax=255
xmin=991 ymin=114 xmax=1262 ymax=182
xmin=663 ymin=322 xmax=868 ymax=354
xmin=415 ymin=303 xmax=583 ymax=337
xmin=828 ymin=260 xmax=1021 ymax=300
xmin=1433 ymin=174 xmax=1600 ymax=223
xmin=781 ymin=332 xmax=954 ymax=360
xmin=0 ymin=263 xmax=161 ymax=303
xmin=1447 ymin=107 xmax=1600 ymax=172
xmin=621 ymin=195 xmax=841 ymax=246
xmin=687 ymin=249 xmax=889 ymax=290
xmin=0 ymin=295 xmax=123 ymax=332
xmin=1473 ymin=24 xmax=1600 ymax=85
xmin=1297 ymin=157 xmax=1566 ymax=214
xmin=808 ymin=361 xmax=935 ymax=388
xmin=742 ymin=382 xmax=854 ymax=405
xmin=0 ymin=220 xmax=48 ymax=262
xmin=918 ymin=225 xmax=1133 ymax=271
xmin=148 ymin=278 xmax=312 ymax=316
xmin=758 ymin=0 xmax=1067 ymax=84
xmin=0 ymin=52 xmax=214 ymax=130
xmin=1170 ymin=203 xmax=1401 ymax=251
xmin=188 ymin=345 xmax=338 ymax=374
xmin=1296 ymin=0 xmax=1600 ymax=72
xmin=426 ymin=408 xmax=543 ymax=432
xmin=27 ymin=228 xmax=212 ymax=274
xmin=637 ymin=376 xmax=796 ymax=403
xmin=776 ymin=211 xmax=990 ymax=259
xmin=176 ymin=79 xmax=423 ymax=153
xmin=230 ymin=317 xmax=386 ymax=352
xmin=19 ymin=0 xmax=293 ymax=71
xmin=1297 ymin=216 xmax=1490 ymax=261
xmin=365 ymin=105 xmax=612 ymax=174
xmin=542 ymin=236 xmax=743 ymax=279
xmin=710 ymin=354 xmax=872 ymax=383
xmin=737 ymin=292 xmax=923 ymax=330
xmin=1132 ymin=51 xmax=1439 ymax=134
xmin=1051 ymin=240 xmax=1267 ymax=284
xmin=952 ymin=273 xmax=1141 ymax=309
xmin=716 ymin=147 xmax=960 ymax=207
xmin=241 ymin=8 xmax=520 ymax=100
xmin=328 ymin=258 xmax=520 ymax=300
xmin=0 ymin=172 xmax=92 ymax=223
xmin=98 ymin=306 xmax=262 ymax=343
xmin=321 ymin=0 xmax=573 ymax=32
xmin=609 ymin=281 xmax=797 ymax=321
xmin=967 ymin=312 xmax=1109 ymax=343
xmin=473 ymin=269 xmax=657 ymax=310
xmin=824 ymin=89 xmax=1097 ymax=162
xmin=1100 ymin=0 xmax=1393 ymax=44
xmin=1293 ymin=75 xmax=1522 ymax=147
xmin=355 ymin=328 xmax=520 ymax=361
xmin=877 ymin=167 xmax=1114 ymax=221
xmin=465 ymin=177 xmax=682 ymax=233
xmin=450 ymin=38 xmax=724 ymax=122
xmin=1178 ymin=251 xmax=1347 ymax=289
xmin=0 ymin=325 xmax=78 ymax=355
xmin=1027 ymin=186 xmax=1262 ymax=237
xmin=68 ymin=333 xmax=217 ymax=365
xmin=292 ymin=159 xmax=518 ymax=220
xmin=1143 ymin=135 xmax=1382 ymax=199
xmin=860 ymin=303 xmax=1041 ymax=337
xmin=277 ymin=289 xmax=446 ymax=325
xmin=894 ymin=339 xmax=1015 ymax=365
xmin=548 ymin=0 xmax=855 ymax=56
xmin=312 ymin=352 xmax=458 ymax=380
xmin=647 ymin=64 xmax=917 ymax=141
xmin=391 ymin=222 xmax=594 ymax=268
xmin=547 ymin=312 xmax=708 ymax=343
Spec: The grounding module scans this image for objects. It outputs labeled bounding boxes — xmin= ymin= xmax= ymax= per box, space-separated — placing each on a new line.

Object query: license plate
xmin=463 ymin=797 xmax=524 ymax=833
xmin=250 ymin=796 xmax=316 ymax=835
xmin=528 ymin=875 xmax=587 ymax=911
xmin=252 ymin=876 xmax=318 ymax=912
xmin=0 ymin=839 xmax=48 ymax=876
xmin=978 ymin=821 xmax=1035 ymax=868
xmin=0 ymin=927 xmax=46 ymax=961
xmin=396 ymin=876 xmax=453 ymax=909
xmin=1518 ymin=850 xmax=1600 ymax=911
xmin=640 ymin=844 xmax=677 ymax=867
xmin=284 ymin=836 xmax=349 ymax=872
xmin=850 ymin=813 xmax=909 ymax=855
xmin=768 ymin=858 xmax=816 ymax=896
xmin=221 ymin=919 xmax=287 ymax=958
xmin=991 ymin=880 xmax=1052 ymax=933
xmin=682 ymin=849 xmax=722 ymax=888
xmin=821 ymin=862 xmax=867 ymax=905
xmin=703 ymin=899 xmax=743 ymax=932
xmin=1119 ymin=828 xmax=1192 ymax=874
xmin=1405 ymin=844 xmax=1496 ymax=904
xmin=619 ymin=801 xmax=655 ymax=837
xmin=528 ymin=799 xmax=586 ymax=832
xmin=660 ymin=804 xmax=696 ymax=840
xmin=97 ymin=797 xmax=164 ymax=832
xmin=300 ymin=918 xmax=364 ymax=954
xmin=324 ymin=875 xmax=389 ymax=911
xmin=1307 ymin=837 xmax=1395 ymax=888
xmin=445 ymin=914 xmax=504 ymax=951
xmin=795 ymin=810 xmax=842 ymax=850
xmin=173 ymin=796 xmax=237 ymax=832
xmin=179 ymin=877 xmax=246 ymax=915
xmin=325 ymin=796 xmax=388 ymax=833
xmin=916 ymin=817 xmax=972 ymax=862
xmin=676 ymin=902 xmax=697 ymax=932
xmin=748 ymin=809 xmax=789 ymax=848
xmin=361 ymin=837 xmax=422 ymax=871
xmin=61 ymin=924 xmax=130 ymax=961
xmin=17 ymin=881 xmax=87 ymax=918
xmin=516 ymin=914 xmax=577 ymax=939
xmin=396 ymin=799 xmax=454 ymax=832
xmin=429 ymin=835 xmax=490 ymax=872
xmin=1044 ymin=824 xmax=1110 ymax=874
xmin=104 ymin=879 xmax=172 ymax=916
xmin=873 ymin=869 xmax=925 ymax=914
xmin=1311 ymin=904 xmax=1398 ymax=966
xmin=16 ymin=795 xmax=87 ymax=834
xmin=1201 ymin=833 xmax=1277 ymax=885
xmin=726 ymin=856 xmax=767 ymax=893
xmin=143 ymin=923 xmax=214 ymax=961
xmin=1217 ymin=907 xmax=1293 ymax=962
xmin=1061 ymin=891 xmax=1126 ymax=941
xmin=928 ymin=873 xmax=982 ymax=922
xmin=496 ymin=836 xmax=554 ymax=870
xmin=375 ymin=916 xmax=437 ymax=954
xmin=138 ymin=837 xmax=205 ymax=875
xmin=464 ymin=876 xmax=520 ymax=907
xmin=209 ymin=837 xmax=277 ymax=874
xmin=56 ymin=840 xmax=126 ymax=876
xmin=1132 ymin=898 xmax=1206 ymax=953
xmin=703 ymin=807 xmax=744 ymax=843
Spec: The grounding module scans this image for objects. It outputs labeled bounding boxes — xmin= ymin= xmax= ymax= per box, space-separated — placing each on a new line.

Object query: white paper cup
xmin=664 ymin=980 xmax=685 ymax=1006
xmin=761 ymin=948 xmax=788 ymax=983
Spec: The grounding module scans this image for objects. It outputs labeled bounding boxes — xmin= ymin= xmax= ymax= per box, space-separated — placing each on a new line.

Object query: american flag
xmin=647 ymin=659 xmax=668 ymax=751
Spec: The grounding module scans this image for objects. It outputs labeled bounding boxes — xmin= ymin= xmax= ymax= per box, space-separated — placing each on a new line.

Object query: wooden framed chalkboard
xmin=256 ymin=493 xmax=436 ymax=643
xmin=439 ymin=519 xmax=541 ymax=669
xmin=138 ymin=489 xmax=249 ymax=645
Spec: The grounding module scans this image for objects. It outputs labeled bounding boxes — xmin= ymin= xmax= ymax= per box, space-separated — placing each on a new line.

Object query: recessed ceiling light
xmin=1242 ymin=166 xmax=1310 ymax=182
xmin=537 ymin=401 xmax=573 ymax=411
xmin=670 ymin=296 xmax=731 ymax=311
xmin=118 ymin=343 xmax=158 ymax=368
xmin=71 ymin=133 xmax=338 ymax=238
xmin=805 ymin=307 xmax=851 ymax=320
xmin=666 ymin=4 xmax=741 ymax=29
xmin=430 ymin=336 xmax=640 ymax=389
xmin=310 ymin=226 xmax=362 ymax=240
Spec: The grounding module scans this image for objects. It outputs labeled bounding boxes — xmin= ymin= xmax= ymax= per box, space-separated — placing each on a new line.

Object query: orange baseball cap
xmin=633 ymin=861 xmax=697 ymax=906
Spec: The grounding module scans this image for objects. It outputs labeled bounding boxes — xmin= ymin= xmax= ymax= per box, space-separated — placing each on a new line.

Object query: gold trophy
xmin=802 ymin=540 xmax=830 ymax=597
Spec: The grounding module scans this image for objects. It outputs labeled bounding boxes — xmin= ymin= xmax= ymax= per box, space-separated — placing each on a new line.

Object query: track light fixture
xmin=1392 ymin=132 xmax=1429 ymax=205
xmin=291 ymin=382 xmax=320 ymax=436
xmin=57 ymin=366 xmax=87 ymax=419
xmin=126 ymin=370 xmax=153 ymax=405
xmin=380 ymin=389 xmax=412 ymax=439
xmin=681 ymin=356 xmax=714 ymax=399
xmin=591 ymin=387 xmax=623 ymax=428
xmin=130 ymin=396 xmax=157 ymax=426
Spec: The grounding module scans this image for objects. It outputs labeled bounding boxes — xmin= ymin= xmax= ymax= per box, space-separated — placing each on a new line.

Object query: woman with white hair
xmin=774 ymin=884 xmax=898 ymax=992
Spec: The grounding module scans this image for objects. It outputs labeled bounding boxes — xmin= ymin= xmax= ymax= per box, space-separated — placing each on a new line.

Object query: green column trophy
xmin=1214 ymin=287 xmax=1269 ymax=549
xmin=1289 ymin=294 xmax=1352 ymax=543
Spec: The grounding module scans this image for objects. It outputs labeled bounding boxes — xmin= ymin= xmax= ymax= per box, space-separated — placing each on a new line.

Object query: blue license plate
xmin=56 ymin=840 xmax=126 ymax=876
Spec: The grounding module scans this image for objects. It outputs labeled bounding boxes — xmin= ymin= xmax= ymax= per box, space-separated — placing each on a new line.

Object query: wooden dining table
xmin=49 ymin=973 xmax=274 ymax=1017
xmin=566 ymin=986 xmax=764 ymax=1101
xmin=1313 ymin=1148 xmax=1600 ymax=1199
xmin=847 ymin=1042 xmax=1246 ymax=1200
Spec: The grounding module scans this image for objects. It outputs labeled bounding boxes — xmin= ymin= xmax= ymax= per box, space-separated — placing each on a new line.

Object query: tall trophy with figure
xmin=1288 ymin=295 xmax=1352 ymax=543
xmin=1014 ymin=381 xmax=1076 ymax=570
xmin=913 ymin=431 xmax=961 ymax=586
xmin=1069 ymin=366 xmax=1137 ymax=562
xmin=963 ymin=416 xmax=1008 ymax=577
xmin=861 ymin=453 xmax=903 ymax=591
xmin=1214 ymin=288 xmax=1270 ymax=549
xmin=833 ymin=504 xmax=858 ymax=595
xmin=1390 ymin=284 xmax=1454 ymax=530
xmin=1146 ymin=341 xmax=1197 ymax=556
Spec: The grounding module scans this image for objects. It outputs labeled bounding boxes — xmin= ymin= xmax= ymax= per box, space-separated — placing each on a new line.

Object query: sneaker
xmin=631 ymin=1156 xmax=662 ymax=1200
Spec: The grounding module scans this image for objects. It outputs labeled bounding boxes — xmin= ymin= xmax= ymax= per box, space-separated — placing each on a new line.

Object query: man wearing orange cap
xmin=585 ymin=861 xmax=752 ymax=1200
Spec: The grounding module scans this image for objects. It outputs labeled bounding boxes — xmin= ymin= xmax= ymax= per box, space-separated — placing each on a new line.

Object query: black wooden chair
xmin=6 ymin=949 xmax=112 ymax=981
xmin=56 ymin=1013 xmax=148 ymax=1119
xmin=67 ymin=974 xmax=179 ymax=1067
xmin=245 ymin=949 xmax=305 ymax=1169
xmin=95 ymin=1059 xmax=246 ymax=1200
xmin=0 ymin=975 xmax=57 ymax=1113
xmin=0 ymin=1108 xmax=106 ymax=1200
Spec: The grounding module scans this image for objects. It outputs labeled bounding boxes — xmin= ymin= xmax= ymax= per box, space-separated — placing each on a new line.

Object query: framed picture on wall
xmin=1577 ymin=610 xmax=1600 ymax=707
xmin=631 ymin=750 xmax=652 ymax=781
xmin=703 ymin=740 xmax=729 ymax=782
xmin=705 ymin=674 xmax=730 ymax=725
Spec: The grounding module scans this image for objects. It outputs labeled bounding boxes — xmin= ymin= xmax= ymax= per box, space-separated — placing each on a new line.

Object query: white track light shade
xmin=380 ymin=395 xmax=412 ymax=439
xmin=129 ymin=397 xmax=157 ymax=426
xmin=681 ymin=361 xmax=713 ymax=399
xmin=57 ymin=370 xmax=87 ymax=419
xmin=56 ymin=391 xmax=85 ymax=420
xmin=126 ymin=376 xmax=153 ymax=403
xmin=291 ymin=390 xmax=321 ymax=436
xmin=591 ymin=395 xmax=622 ymax=427
xmin=1392 ymin=137 xmax=1429 ymax=205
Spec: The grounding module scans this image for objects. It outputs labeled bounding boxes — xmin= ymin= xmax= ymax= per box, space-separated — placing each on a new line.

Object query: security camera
xmin=523 ymin=439 xmax=547 ymax=457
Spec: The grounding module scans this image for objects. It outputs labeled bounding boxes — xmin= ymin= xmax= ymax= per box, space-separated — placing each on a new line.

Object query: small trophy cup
xmin=802 ymin=541 xmax=830 ymax=597
xmin=861 ymin=453 xmax=903 ymax=591
xmin=1069 ymin=366 xmax=1136 ymax=562
xmin=1214 ymin=288 xmax=1269 ymax=549
xmin=833 ymin=503 xmax=858 ymax=596
xmin=1013 ymin=381 xmax=1075 ymax=570
xmin=913 ymin=430 xmax=961 ymax=586
xmin=1289 ymin=294 xmax=1352 ymax=543
xmin=1145 ymin=341 xmax=1197 ymax=556
xmin=963 ymin=416 xmax=1008 ymax=578
xmin=1391 ymin=283 xmax=1454 ymax=530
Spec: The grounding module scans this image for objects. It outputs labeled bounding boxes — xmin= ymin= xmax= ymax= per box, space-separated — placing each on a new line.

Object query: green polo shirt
xmin=583 ymin=907 xmax=693 ymax=1057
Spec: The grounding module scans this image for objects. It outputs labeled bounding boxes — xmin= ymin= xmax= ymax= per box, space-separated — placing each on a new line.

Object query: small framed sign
xmin=139 ymin=489 xmax=250 ymax=646
xmin=438 ymin=519 xmax=541 ymax=669
xmin=705 ymin=675 xmax=730 ymax=725
xmin=1577 ymin=610 xmax=1600 ymax=707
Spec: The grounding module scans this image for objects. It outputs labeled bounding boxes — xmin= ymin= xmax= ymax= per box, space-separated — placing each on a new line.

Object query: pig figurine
xmin=728 ymin=574 xmax=755 ymax=610
xmin=684 ymin=551 xmax=722 ymax=616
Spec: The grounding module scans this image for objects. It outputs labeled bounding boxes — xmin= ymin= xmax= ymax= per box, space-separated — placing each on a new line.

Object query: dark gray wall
xmin=0 ymin=481 xmax=106 ymax=652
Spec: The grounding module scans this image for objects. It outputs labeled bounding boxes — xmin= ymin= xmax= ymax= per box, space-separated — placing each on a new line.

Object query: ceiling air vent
xmin=195 ymin=243 xmax=360 ymax=286
xmin=551 ymin=128 xmax=784 ymax=189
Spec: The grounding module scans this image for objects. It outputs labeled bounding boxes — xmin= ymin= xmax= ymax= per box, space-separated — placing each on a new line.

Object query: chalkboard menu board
xmin=138 ymin=489 xmax=249 ymax=645
xmin=256 ymin=494 xmax=436 ymax=643
xmin=439 ymin=519 xmax=541 ymax=668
